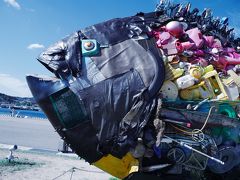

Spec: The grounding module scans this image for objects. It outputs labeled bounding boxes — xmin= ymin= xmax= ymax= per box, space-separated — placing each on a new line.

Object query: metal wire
xmin=170 ymin=106 xmax=215 ymax=134
xmin=169 ymin=106 xmax=215 ymax=143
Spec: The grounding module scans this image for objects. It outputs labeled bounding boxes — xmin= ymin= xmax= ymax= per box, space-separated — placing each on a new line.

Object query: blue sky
xmin=0 ymin=0 xmax=240 ymax=97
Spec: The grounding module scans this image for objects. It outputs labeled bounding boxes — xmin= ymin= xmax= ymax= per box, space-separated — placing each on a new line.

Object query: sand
xmin=0 ymin=115 xmax=113 ymax=179
xmin=0 ymin=148 xmax=112 ymax=180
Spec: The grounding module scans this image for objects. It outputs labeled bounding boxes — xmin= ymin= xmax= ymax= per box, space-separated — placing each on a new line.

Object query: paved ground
xmin=0 ymin=115 xmax=61 ymax=151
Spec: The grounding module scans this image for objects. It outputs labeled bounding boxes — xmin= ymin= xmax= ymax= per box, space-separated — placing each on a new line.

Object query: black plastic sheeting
xmin=38 ymin=32 xmax=83 ymax=79
xmin=91 ymin=39 xmax=156 ymax=87
xmin=27 ymin=69 xmax=159 ymax=162
xmin=27 ymin=12 xmax=166 ymax=163
xmin=37 ymin=12 xmax=168 ymax=80
xmin=82 ymin=12 xmax=170 ymax=46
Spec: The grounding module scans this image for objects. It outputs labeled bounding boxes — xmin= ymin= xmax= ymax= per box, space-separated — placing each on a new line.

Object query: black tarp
xmin=27 ymin=12 xmax=166 ymax=163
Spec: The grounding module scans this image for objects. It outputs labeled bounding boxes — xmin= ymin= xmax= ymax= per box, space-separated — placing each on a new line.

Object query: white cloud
xmin=27 ymin=43 xmax=45 ymax=50
xmin=3 ymin=0 xmax=21 ymax=10
xmin=0 ymin=74 xmax=32 ymax=97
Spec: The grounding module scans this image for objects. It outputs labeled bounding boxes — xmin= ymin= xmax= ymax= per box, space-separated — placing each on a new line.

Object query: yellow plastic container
xmin=180 ymin=88 xmax=201 ymax=100
xmin=203 ymin=65 xmax=214 ymax=74
xmin=202 ymin=70 xmax=228 ymax=100
xmin=165 ymin=63 xmax=184 ymax=81
xmin=93 ymin=153 xmax=139 ymax=179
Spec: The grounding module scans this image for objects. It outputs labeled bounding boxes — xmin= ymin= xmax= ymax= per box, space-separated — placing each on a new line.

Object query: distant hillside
xmin=0 ymin=93 xmax=36 ymax=107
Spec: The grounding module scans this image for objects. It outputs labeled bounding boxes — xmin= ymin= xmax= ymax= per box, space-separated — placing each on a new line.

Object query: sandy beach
xmin=0 ymin=148 xmax=112 ymax=180
xmin=0 ymin=115 xmax=113 ymax=179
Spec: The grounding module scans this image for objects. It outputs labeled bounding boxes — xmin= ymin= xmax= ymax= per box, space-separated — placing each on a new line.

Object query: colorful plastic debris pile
xmin=151 ymin=10 xmax=240 ymax=102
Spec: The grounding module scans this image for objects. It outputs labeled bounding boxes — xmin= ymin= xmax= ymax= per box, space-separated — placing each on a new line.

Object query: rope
xmin=171 ymin=106 xmax=215 ymax=134
xmin=170 ymin=106 xmax=215 ymax=142
xmin=154 ymin=98 xmax=166 ymax=146
xmin=52 ymin=167 xmax=104 ymax=180
xmin=198 ymin=106 xmax=215 ymax=132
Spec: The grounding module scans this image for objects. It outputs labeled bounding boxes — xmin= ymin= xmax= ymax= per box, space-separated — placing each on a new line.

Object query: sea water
xmin=0 ymin=107 xmax=47 ymax=119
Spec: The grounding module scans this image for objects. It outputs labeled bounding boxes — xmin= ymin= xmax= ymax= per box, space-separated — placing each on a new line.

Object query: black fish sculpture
xmin=27 ymin=1 xmax=240 ymax=179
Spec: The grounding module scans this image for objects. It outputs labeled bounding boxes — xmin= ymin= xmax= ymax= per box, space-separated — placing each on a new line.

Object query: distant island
xmin=0 ymin=93 xmax=40 ymax=111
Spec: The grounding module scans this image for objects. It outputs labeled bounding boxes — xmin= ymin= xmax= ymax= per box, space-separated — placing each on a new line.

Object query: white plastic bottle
xmin=176 ymin=74 xmax=196 ymax=89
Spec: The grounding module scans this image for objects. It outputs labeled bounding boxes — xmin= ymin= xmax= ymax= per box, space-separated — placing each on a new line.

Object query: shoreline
xmin=0 ymin=114 xmax=47 ymax=120
xmin=0 ymin=107 xmax=47 ymax=119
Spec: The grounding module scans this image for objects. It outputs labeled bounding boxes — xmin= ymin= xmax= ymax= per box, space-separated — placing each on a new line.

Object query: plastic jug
xmin=176 ymin=74 xmax=195 ymax=89
xmin=224 ymin=83 xmax=239 ymax=101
